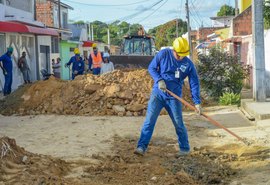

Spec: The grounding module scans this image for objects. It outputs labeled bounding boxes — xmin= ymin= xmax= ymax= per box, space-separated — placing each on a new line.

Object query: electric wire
xmin=137 ymin=0 xmax=168 ymax=23
xmin=111 ymin=0 xmax=165 ymax=22
xmin=61 ymin=0 xmax=155 ymax=7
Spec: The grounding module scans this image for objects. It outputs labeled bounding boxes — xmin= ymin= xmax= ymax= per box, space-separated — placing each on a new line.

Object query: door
xmin=0 ymin=34 xmax=5 ymax=92
xmin=39 ymin=45 xmax=50 ymax=79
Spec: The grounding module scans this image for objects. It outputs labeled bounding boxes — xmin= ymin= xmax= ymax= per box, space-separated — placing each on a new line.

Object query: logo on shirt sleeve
xmin=180 ymin=65 xmax=187 ymax=73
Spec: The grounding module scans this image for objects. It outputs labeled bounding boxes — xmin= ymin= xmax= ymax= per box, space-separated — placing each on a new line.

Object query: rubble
xmin=0 ymin=69 xmax=208 ymax=116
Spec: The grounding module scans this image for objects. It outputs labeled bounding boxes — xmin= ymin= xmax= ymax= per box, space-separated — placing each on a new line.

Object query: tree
xmin=217 ymin=4 xmax=235 ymax=16
xmin=264 ymin=3 xmax=270 ymax=29
xmin=149 ymin=19 xmax=187 ymax=49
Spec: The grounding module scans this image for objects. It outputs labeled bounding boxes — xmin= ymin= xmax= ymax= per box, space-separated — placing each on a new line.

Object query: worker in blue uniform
xmin=65 ymin=48 xmax=85 ymax=80
xmin=134 ymin=37 xmax=202 ymax=156
xmin=0 ymin=47 xmax=14 ymax=96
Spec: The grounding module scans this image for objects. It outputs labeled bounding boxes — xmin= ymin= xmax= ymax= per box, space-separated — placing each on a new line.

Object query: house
xmin=210 ymin=16 xmax=234 ymax=27
xmin=0 ymin=0 xmax=58 ymax=91
xmin=196 ymin=27 xmax=225 ymax=43
xmin=36 ymin=0 xmax=75 ymax=80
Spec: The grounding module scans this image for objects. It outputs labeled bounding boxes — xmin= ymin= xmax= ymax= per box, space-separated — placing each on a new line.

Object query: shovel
xmin=166 ymin=89 xmax=250 ymax=145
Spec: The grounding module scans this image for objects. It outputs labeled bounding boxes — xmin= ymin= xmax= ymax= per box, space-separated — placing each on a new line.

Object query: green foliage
xmin=148 ymin=19 xmax=187 ymax=49
xmin=219 ymin=92 xmax=241 ymax=106
xmin=264 ymin=3 xmax=270 ymax=29
xmin=76 ymin=20 xmax=143 ymax=46
xmin=197 ymin=47 xmax=248 ymax=100
xmin=217 ymin=4 xmax=235 ymax=16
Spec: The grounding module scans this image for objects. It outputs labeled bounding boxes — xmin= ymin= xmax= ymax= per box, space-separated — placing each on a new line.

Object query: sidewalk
xmin=241 ymin=99 xmax=270 ymax=126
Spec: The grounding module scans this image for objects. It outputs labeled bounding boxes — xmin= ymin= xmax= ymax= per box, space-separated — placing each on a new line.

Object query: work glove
xmin=158 ymin=80 xmax=166 ymax=92
xmin=64 ymin=63 xmax=68 ymax=68
xmin=73 ymin=70 xmax=78 ymax=75
xmin=195 ymin=104 xmax=202 ymax=115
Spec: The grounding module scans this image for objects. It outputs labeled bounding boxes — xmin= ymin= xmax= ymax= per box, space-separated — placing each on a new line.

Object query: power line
xmin=62 ymin=0 xmax=155 ymax=7
xmin=137 ymin=0 xmax=168 ymax=23
xmin=111 ymin=0 xmax=165 ymax=22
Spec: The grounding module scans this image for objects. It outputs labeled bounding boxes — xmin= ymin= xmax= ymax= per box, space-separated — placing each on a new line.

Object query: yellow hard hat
xmin=92 ymin=43 xmax=97 ymax=48
xmin=74 ymin=48 xmax=80 ymax=54
xmin=173 ymin=37 xmax=190 ymax=57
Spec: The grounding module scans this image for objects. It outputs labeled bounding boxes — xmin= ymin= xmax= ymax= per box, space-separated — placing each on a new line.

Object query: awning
xmin=0 ymin=21 xmax=58 ymax=36
xmin=83 ymin=41 xmax=94 ymax=47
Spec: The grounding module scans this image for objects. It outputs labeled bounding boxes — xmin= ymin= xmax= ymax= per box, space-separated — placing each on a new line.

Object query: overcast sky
xmin=62 ymin=0 xmax=236 ymax=30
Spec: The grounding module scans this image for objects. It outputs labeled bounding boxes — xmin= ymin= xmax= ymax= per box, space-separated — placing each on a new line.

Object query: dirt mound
xmin=82 ymin=136 xmax=236 ymax=185
xmin=0 ymin=69 xmax=208 ymax=116
xmin=0 ymin=137 xmax=71 ymax=185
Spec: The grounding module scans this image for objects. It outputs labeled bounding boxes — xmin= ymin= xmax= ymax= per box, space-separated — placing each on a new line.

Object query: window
xmin=62 ymin=12 xmax=68 ymax=29
xmin=6 ymin=0 xmax=33 ymax=13
xmin=0 ymin=34 xmax=5 ymax=55
xmin=51 ymin=37 xmax=59 ymax=53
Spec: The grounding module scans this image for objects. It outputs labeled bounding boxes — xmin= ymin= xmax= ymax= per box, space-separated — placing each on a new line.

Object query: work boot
xmin=176 ymin=150 xmax=190 ymax=158
xmin=134 ymin=147 xmax=145 ymax=156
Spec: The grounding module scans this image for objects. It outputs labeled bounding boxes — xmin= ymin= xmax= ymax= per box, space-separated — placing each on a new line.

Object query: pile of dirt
xmin=0 ymin=137 xmax=71 ymax=185
xmin=0 ymin=69 xmax=208 ymax=116
xmin=81 ymin=136 xmax=237 ymax=185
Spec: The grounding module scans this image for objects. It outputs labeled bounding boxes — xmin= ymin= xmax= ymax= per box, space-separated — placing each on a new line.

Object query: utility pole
xmin=88 ymin=23 xmax=91 ymax=40
xmin=107 ymin=28 xmax=110 ymax=45
xmin=176 ymin=19 xmax=179 ymax=37
xmin=235 ymin=0 xmax=239 ymax=16
xmin=252 ymin=0 xmax=266 ymax=102
xmin=58 ymin=0 xmax=61 ymax=29
xmin=91 ymin=24 xmax=94 ymax=41
xmin=185 ymin=0 xmax=192 ymax=60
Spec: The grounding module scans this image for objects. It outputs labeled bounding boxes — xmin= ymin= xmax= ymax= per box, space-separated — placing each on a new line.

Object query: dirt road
xmin=0 ymin=106 xmax=270 ymax=185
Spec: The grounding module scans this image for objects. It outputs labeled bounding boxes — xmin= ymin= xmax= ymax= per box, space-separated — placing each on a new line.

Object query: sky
xmin=62 ymin=0 xmax=237 ymax=31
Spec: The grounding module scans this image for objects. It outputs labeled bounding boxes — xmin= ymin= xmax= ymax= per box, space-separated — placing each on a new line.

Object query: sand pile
xmin=0 ymin=69 xmax=205 ymax=116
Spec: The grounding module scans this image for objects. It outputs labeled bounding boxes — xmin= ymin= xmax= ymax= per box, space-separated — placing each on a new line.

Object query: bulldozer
xmin=110 ymin=34 xmax=156 ymax=69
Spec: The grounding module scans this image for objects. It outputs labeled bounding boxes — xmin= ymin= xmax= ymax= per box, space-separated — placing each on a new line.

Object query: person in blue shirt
xmin=65 ymin=48 xmax=85 ymax=80
xmin=134 ymin=37 xmax=202 ymax=156
xmin=0 ymin=47 xmax=13 ymax=96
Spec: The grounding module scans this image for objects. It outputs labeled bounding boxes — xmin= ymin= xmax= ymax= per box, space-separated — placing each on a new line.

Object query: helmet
xmin=92 ymin=43 xmax=97 ymax=48
xmin=172 ymin=37 xmax=190 ymax=57
xmin=74 ymin=48 xmax=80 ymax=55
xmin=7 ymin=47 xmax=13 ymax=53
xmin=103 ymin=53 xmax=110 ymax=58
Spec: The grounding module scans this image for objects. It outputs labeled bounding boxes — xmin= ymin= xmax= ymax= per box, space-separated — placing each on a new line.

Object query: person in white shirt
xmin=52 ymin=57 xmax=61 ymax=78
xmin=100 ymin=53 xmax=114 ymax=75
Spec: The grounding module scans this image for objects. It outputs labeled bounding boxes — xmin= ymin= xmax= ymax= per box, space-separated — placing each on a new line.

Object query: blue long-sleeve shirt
xmin=0 ymin=53 xmax=13 ymax=73
xmin=67 ymin=55 xmax=85 ymax=74
xmin=148 ymin=48 xmax=201 ymax=105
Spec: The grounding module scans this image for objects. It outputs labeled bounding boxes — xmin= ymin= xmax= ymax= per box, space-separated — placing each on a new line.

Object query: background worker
xmin=0 ymin=47 xmax=14 ymax=96
xmin=65 ymin=48 xmax=84 ymax=80
xmin=134 ymin=37 xmax=202 ymax=156
xmin=100 ymin=53 xmax=114 ymax=75
xmin=18 ymin=51 xmax=31 ymax=84
xmin=88 ymin=43 xmax=103 ymax=75
xmin=52 ymin=57 xmax=61 ymax=78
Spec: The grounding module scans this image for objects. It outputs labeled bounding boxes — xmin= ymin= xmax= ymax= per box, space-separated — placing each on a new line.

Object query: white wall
xmin=0 ymin=33 xmax=36 ymax=92
xmin=265 ymin=29 xmax=270 ymax=96
xmin=0 ymin=0 xmax=34 ymax=21
xmin=240 ymin=30 xmax=270 ymax=97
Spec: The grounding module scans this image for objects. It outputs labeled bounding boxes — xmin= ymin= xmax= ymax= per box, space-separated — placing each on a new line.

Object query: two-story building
xmin=0 ymin=0 xmax=58 ymax=91
xmin=36 ymin=0 xmax=77 ymax=80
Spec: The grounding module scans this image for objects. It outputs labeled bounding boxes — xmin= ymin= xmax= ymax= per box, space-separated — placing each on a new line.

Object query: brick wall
xmin=36 ymin=1 xmax=54 ymax=27
xmin=233 ymin=6 xmax=252 ymax=36
xmin=196 ymin=27 xmax=225 ymax=42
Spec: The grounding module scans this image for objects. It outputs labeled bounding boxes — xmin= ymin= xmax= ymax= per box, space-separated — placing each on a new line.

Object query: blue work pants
xmin=4 ymin=72 xmax=12 ymax=95
xmin=93 ymin=67 xmax=101 ymax=75
xmin=137 ymin=91 xmax=190 ymax=152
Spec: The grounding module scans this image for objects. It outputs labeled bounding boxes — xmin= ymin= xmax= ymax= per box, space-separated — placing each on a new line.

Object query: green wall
xmin=60 ymin=41 xmax=78 ymax=80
